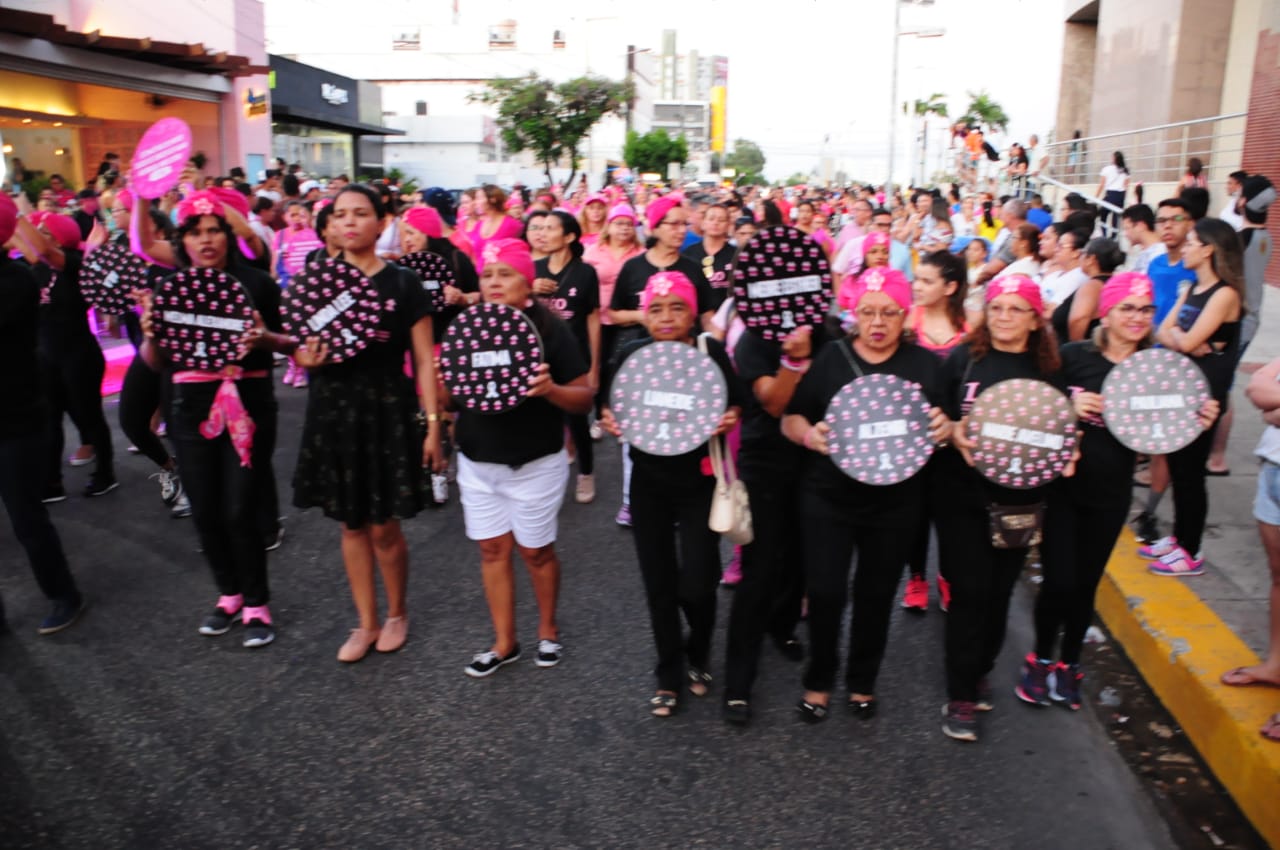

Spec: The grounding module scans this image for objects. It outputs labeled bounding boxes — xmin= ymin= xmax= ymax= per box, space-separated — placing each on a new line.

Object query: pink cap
xmin=211 ymin=187 xmax=249 ymax=218
xmin=838 ymin=267 xmax=912 ymax=312
xmin=481 ymin=238 xmax=535 ymax=283
xmin=986 ymin=274 xmax=1044 ymax=315
xmin=41 ymin=213 xmax=82 ymax=250
xmin=176 ymin=190 xmax=225 ymax=223
xmin=641 ymin=271 xmax=698 ymax=312
xmin=645 ymin=195 xmax=682 ymax=232
xmin=403 ymin=206 xmax=443 ymax=239
xmin=584 ymin=193 xmax=607 ymax=207
xmin=863 ymin=231 xmax=891 ymax=252
xmin=0 ymin=194 xmax=16 ymax=245
xmin=1098 ymin=271 xmax=1154 ymax=318
xmin=607 ymin=203 xmax=637 ymax=224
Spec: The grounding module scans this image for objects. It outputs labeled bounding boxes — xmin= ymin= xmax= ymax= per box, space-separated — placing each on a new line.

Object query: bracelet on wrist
xmin=781 ymin=356 xmax=811 ymax=373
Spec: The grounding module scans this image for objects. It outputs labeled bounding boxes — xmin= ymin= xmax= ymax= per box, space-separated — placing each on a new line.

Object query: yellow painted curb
xmin=1097 ymin=528 xmax=1280 ymax=846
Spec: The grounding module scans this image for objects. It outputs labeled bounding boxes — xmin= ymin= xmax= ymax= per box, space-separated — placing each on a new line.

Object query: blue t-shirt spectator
xmin=1026 ymin=207 xmax=1053 ymax=231
xmin=1146 ymin=253 xmax=1195 ymax=327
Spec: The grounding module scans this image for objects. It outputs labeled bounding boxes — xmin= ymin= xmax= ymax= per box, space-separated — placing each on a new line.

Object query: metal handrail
xmin=1043 ymin=113 xmax=1246 ymax=147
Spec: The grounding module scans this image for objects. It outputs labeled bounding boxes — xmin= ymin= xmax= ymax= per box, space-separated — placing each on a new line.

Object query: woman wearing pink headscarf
xmin=781 ymin=268 xmax=951 ymax=725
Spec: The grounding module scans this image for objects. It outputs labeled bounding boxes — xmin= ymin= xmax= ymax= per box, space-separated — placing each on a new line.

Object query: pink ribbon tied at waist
xmin=171 ymin=367 xmax=269 ymax=468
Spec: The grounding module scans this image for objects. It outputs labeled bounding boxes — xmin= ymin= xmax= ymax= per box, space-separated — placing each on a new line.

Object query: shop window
xmin=416 ymin=101 xmax=428 ymax=116
xmin=553 ymin=29 xmax=566 ymax=50
xmin=489 ymin=20 xmax=516 ymax=49
xmin=393 ymin=27 xmax=421 ymax=51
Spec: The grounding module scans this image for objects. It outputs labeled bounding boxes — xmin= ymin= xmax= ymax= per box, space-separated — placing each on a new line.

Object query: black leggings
xmin=41 ymin=340 xmax=113 ymax=486
xmin=936 ymin=500 xmax=1028 ymax=702
xmin=801 ymin=494 xmax=914 ymax=695
xmin=629 ymin=463 xmax=721 ymax=692
xmin=1034 ymin=494 xmax=1128 ymax=664
xmin=723 ymin=469 xmax=805 ymax=700
xmin=1166 ymin=421 xmax=1218 ymax=556
xmin=566 ymin=413 xmax=594 ymax=475
xmin=171 ymin=379 xmax=277 ymax=607
xmin=119 ymin=355 xmax=171 ymax=468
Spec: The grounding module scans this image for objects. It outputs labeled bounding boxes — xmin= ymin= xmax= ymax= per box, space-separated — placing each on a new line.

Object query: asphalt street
xmin=0 ymin=384 xmax=1177 ymax=850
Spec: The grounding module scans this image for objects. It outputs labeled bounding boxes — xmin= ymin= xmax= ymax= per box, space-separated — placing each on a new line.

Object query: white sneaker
xmin=575 ymin=474 xmax=596 ymax=504
xmin=152 ymin=469 xmax=182 ymax=506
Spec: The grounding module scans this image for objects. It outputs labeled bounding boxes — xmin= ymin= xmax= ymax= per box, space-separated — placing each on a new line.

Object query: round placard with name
xmin=731 ymin=225 xmax=832 ymax=342
xmin=1101 ymin=347 xmax=1210 ymax=454
xmin=399 ymin=251 xmax=456 ymax=313
xmin=966 ymin=378 xmax=1078 ymax=489
xmin=152 ymin=266 xmax=255 ymax=371
xmin=609 ymin=341 xmax=728 ymax=456
xmin=281 ymin=258 xmax=383 ymax=364
xmin=440 ymin=302 xmax=543 ymax=414
xmin=824 ymin=373 xmax=934 ymax=485
xmin=79 ymin=241 xmax=149 ymax=314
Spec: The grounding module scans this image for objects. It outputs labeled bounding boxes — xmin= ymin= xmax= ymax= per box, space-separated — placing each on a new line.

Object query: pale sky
xmin=265 ymin=0 xmax=1066 ymax=183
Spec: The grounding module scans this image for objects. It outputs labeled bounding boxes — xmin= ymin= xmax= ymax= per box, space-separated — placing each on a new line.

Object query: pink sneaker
xmin=1138 ymin=536 xmax=1177 ymax=559
xmin=1148 ymin=545 xmax=1205 ymax=577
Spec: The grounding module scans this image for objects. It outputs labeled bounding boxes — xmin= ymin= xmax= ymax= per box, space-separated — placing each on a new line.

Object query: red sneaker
xmin=901 ymin=576 xmax=928 ymax=611
xmin=937 ymin=576 xmax=952 ymax=613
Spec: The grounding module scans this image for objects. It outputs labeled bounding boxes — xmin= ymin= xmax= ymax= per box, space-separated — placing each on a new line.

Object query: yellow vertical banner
xmin=710 ymin=86 xmax=726 ymax=153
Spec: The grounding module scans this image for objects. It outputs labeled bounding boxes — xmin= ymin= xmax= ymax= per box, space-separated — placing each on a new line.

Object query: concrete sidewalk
xmin=1099 ymin=284 xmax=1280 ymax=846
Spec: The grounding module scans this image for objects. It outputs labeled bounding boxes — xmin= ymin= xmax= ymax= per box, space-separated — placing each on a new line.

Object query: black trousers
xmin=1034 ymin=493 xmax=1128 ymax=664
xmin=566 ymin=413 xmax=594 ymax=475
xmin=1167 ymin=422 xmax=1218 ymax=556
xmin=41 ymin=339 xmax=114 ymax=485
xmin=119 ymin=354 xmax=171 ymax=468
xmin=801 ymin=492 xmax=914 ymax=695
xmin=908 ymin=456 xmax=944 ymax=580
xmin=936 ymin=501 xmax=1028 ymax=702
xmin=630 ymin=463 xmax=721 ymax=692
xmin=170 ymin=379 xmax=276 ymax=607
xmin=0 ymin=429 xmax=78 ymax=602
xmin=723 ymin=469 xmax=805 ymax=700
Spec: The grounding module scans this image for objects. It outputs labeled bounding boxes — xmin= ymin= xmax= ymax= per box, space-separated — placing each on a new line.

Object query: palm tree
xmin=960 ymin=91 xmax=1010 ymax=134
xmin=909 ymin=94 xmax=949 ymax=185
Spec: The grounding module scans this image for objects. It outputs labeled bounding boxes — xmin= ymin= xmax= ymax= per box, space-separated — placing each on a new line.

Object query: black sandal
xmin=848 ymin=695 xmax=878 ymax=719
xmin=687 ymin=668 xmax=712 ymax=698
xmin=796 ymin=697 xmax=829 ymax=723
xmin=650 ymin=691 xmax=679 ymax=718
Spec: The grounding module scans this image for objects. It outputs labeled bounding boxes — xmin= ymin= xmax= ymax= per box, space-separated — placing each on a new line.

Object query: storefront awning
xmin=0 ymin=10 xmax=268 ymax=76
xmin=272 ymin=105 xmax=405 ymax=136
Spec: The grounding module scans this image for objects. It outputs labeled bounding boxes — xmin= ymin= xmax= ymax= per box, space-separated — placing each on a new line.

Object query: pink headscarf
xmin=115 ymin=187 xmax=135 ymax=212
xmin=863 ymin=231 xmax=891 ymax=252
xmin=481 ymin=238 xmax=535 ymax=283
xmin=176 ymin=190 xmax=225 ymax=223
xmin=838 ymin=267 xmax=912 ymax=312
xmin=41 ymin=213 xmax=82 ymax=250
xmin=641 ymin=271 xmax=698 ymax=312
xmin=211 ymin=187 xmax=249 ymax=218
xmin=0 ymin=194 xmax=17 ymax=245
xmin=986 ymin=274 xmax=1044 ymax=315
xmin=403 ymin=206 xmax=444 ymax=239
xmin=505 ymin=195 xmax=524 ymax=211
xmin=608 ymin=203 xmax=637 ymax=224
xmin=645 ymin=195 xmax=682 ymax=232
xmin=1097 ymin=272 xmax=1155 ymax=318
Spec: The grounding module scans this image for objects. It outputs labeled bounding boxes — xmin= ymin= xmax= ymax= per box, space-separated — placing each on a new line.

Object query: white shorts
xmin=456 ymin=450 xmax=569 ymax=548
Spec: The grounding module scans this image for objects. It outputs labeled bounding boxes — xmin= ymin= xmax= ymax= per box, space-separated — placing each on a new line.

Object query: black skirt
xmin=292 ymin=368 xmax=428 ymax=528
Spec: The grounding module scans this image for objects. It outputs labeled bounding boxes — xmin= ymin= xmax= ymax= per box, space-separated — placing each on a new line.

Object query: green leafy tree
xmin=959 ymin=91 xmax=1009 ymax=134
xmin=785 ymin=172 xmax=809 ymax=187
xmin=911 ymin=93 xmax=949 ymax=121
xmin=470 ymin=72 xmax=633 ymax=186
xmin=724 ymin=138 xmax=766 ymax=186
xmin=622 ymin=129 xmax=689 ymax=176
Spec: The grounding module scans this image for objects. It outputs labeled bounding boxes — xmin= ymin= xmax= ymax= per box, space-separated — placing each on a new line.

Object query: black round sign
xmin=440 ymin=302 xmax=543 ymax=414
xmin=824 ymin=373 xmax=934 ymax=485
xmin=1101 ymin=348 xmax=1210 ymax=454
xmin=399 ymin=251 xmax=455 ymax=313
xmin=281 ymin=258 xmax=383 ymax=364
xmin=152 ymin=267 xmax=254 ymax=371
xmin=966 ymin=379 xmax=1078 ymax=489
xmin=731 ymin=225 xmax=832 ymax=342
xmin=609 ymin=341 xmax=728 ymax=456
xmin=79 ymin=242 xmax=149 ymax=314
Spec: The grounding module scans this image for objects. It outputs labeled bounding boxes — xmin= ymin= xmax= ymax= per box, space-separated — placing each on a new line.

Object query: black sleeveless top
xmin=1175 ymin=280 xmax=1240 ymax=401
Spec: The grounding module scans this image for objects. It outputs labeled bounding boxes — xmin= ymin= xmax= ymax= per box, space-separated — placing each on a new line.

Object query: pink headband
xmin=211 ymin=187 xmax=249 ymax=218
xmin=505 ymin=196 xmax=523 ymax=210
xmin=481 ymin=238 xmax=535 ymax=282
xmin=986 ymin=274 xmax=1044 ymax=315
xmin=645 ymin=195 xmax=682 ymax=232
xmin=640 ymin=271 xmax=698 ymax=312
xmin=838 ymin=267 xmax=912 ymax=312
xmin=403 ymin=206 xmax=443 ymax=239
xmin=1098 ymin=271 xmax=1154 ymax=318
xmin=176 ymin=190 xmax=225 ymax=224
xmin=0 ymin=193 xmax=16 ymax=245
xmin=41 ymin=213 xmax=82 ymax=250
xmin=608 ymin=203 xmax=637 ymax=224
xmin=863 ymin=231 xmax=891 ymax=252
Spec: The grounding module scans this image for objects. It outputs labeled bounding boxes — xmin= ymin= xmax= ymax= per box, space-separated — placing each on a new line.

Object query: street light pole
xmin=887 ymin=0 xmax=902 ymax=201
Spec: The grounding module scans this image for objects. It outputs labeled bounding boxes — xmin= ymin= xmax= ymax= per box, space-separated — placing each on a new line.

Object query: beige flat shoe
xmin=338 ymin=627 xmax=380 ymax=663
xmin=376 ymin=616 xmax=408 ymax=653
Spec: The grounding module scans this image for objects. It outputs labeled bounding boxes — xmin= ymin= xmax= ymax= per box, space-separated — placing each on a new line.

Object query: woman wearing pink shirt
xmin=468 ymin=185 xmax=523 ymax=266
